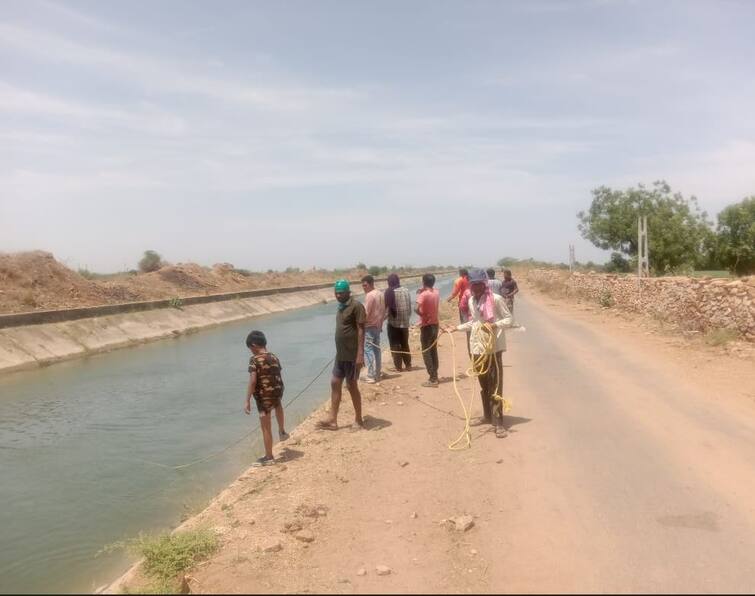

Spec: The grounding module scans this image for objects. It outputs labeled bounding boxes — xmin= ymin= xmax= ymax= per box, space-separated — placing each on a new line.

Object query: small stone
xmin=281 ymin=520 xmax=303 ymax=533
xmin=451 ymin=515 xmax=475 ymax=532
xmin=496 ymin=458 xmax=503 ymax=464
xmin=316 ymin=508 xmax=328 ymax=517
xmin=338 ymin=578 xmax=351 ymax=584
xmin=261 ymin=539 xmax=283 ymax=553
xmin=178 ymin=575 xmax=191 ymax=594
xmin=398 ymin=460 xmax=409 ymax=468
xmin=375 ymin=565 xmax=392 ymax=576
xmin=410 ymin=512 xmax=418 ymax=519
xmin=470 ymin=549 xmax=478 ymax=555
xmin=380 ymin=402 xmax=388 ymax=406
xmin=357 ymin=568 xmax=367 ymax=576
xmin=397 ymin=401 xmax=404 ymax=406
xmin=385 ymin=519 xmax=393 ymax=524
xmin=294 ymin=530 xmax=315 ymax=543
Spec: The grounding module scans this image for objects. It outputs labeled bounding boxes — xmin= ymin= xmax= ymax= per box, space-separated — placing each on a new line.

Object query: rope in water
xmin=137 ymin=357 xmax=335 ymax=471
xmin=139 ymin=317 xmax=522 ymax=470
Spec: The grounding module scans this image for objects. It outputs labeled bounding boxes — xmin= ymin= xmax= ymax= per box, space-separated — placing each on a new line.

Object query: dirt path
xmin=117 ymin=289 xmax=755 ymax=594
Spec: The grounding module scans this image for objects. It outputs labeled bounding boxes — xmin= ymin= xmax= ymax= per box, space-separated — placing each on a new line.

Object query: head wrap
xmin=468 ymin=269 xmax=495 ymax=322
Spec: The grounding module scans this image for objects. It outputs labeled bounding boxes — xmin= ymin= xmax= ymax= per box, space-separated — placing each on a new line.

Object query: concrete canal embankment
xmin=0 ymin=274 xmax=443 ymax=376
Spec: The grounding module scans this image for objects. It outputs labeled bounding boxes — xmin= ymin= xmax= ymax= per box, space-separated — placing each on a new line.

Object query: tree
xmin=715 ymin=196 xmax=755 ymax=275
xmin=577 ymin=181 xmax=714 ymax=274
xmin=138 ymin=250 xmax=163 ymax=273
xmin=603 ymin=252 xmax=631 ymax=273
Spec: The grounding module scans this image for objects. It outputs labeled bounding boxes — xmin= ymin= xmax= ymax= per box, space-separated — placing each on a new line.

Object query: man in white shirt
xmin=448 ymin=268 xmax=513 ymax=438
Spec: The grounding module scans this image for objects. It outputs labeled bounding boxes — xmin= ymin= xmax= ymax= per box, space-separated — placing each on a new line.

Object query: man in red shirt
xmin=416 ymin=273 xmax=441 ymax=387
xmin=447 ymin=268 xmax=470 ymax=357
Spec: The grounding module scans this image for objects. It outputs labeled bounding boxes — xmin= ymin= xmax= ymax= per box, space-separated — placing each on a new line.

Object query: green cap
xmin=334 ymin=279 xmax=350 ymax=292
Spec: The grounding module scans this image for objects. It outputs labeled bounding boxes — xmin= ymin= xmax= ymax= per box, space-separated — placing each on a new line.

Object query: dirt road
xmin=120 ymin=289 xmax=755 ymax=594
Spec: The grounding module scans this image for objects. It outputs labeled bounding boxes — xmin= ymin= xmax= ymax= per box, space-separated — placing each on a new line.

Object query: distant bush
xmin=599 ymin=289 xmax=615 ymax=308
xmin=284 ymin=267 xmax=301 ymax=274
xmin=368 ymin=265 xmax=388 ymax=276
xmin=138 ymin=250 xmax=164 ymax=273
xmin=78 ymin=268 xmax=95 ymax=280
xmin=704 ymin=327 xmax=740 ymax=346
xmin=356 ymin=262 xmax=367 ymax=270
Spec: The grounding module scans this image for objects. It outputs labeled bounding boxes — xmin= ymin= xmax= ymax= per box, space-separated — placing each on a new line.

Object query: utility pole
xmin=637 ymin=215 xmax=649 ymax=301
xmin=568 ymin=244 xmax=575 ymax=272
xmin=638 ymin=215 xmax=649 ymax=278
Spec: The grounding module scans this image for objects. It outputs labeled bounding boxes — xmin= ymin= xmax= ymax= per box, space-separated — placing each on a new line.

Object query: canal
xmin=0 ymin=276 xmax=454 ymax=593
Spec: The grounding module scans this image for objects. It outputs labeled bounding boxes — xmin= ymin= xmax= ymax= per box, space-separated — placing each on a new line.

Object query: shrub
xmin=704 ymin=328 xmax=740 ymax=346
xmin=138 ymin=251 xmax=163 ymax=273
xmin=598 ymin=289 xmax=615 ymax=308
xmin=106 ymin=528 xmax=218 ymax=592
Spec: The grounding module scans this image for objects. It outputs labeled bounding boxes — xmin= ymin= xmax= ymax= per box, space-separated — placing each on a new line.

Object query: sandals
xmin=252 ymin=455 xmax=275 ymax=467
xmin=315 ymin=420 xmax=338 ymax=431
xmin=495 ymin=426 xmax=509 ymax=439
xmin=470 ymin=417 xmax=491 ymax=427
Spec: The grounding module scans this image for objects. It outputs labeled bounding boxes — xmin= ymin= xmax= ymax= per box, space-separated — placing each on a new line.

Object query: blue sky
xmin=2 ymin=0 xmax=754 ymax=272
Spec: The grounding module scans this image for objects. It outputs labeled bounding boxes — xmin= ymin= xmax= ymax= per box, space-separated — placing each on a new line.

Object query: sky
xmin=2 ymin=0 xmax=754 ymax=272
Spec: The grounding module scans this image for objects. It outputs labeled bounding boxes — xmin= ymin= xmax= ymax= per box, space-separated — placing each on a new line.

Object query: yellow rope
xmin=366 ymin=320 xmax=512 ymax=450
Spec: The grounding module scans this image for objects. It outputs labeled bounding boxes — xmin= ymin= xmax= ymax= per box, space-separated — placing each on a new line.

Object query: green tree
xmin=577 ymin=181 xmax=713 ymax=274
xmin=603 ymin=251 xmax=632 ymax=273
xmin=715 ymin=196 xmax=755 ymax=275
xmin=138 ymin=250 xmax=163 ymax=273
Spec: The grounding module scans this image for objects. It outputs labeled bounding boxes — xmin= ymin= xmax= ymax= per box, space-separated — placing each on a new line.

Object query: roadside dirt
xmin=0 ymin=251 xmax=430 ymax=314
xmin=112 ymin=291 xmax=755 ymax=593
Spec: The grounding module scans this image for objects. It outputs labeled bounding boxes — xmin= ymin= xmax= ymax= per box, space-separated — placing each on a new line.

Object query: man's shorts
xmin=332 ymin=360 xmax=359 ymax=381
xmin=255 ymin=394 xmax=282 ymax=414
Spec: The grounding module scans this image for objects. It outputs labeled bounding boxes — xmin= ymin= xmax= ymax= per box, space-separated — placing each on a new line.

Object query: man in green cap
xmin=317 ymin=279 xmax=366 ymax=430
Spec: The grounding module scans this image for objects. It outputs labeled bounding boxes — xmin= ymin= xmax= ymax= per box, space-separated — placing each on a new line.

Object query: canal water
xmin=0 ymin=276 xmax=453 ymax=593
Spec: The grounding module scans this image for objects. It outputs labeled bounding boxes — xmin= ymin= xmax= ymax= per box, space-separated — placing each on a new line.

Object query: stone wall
xmin=526 ymin=269 xmax=755 ymax=341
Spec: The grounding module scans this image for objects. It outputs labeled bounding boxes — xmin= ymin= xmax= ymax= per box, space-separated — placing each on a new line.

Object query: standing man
xmin=317 ymin=279 xmax=366 ymax=431
xmin=447 ymin=268 xmax=469 ymax=317
xmin=384 ymin=273 xmax=412 ymax=372
xmin=361 ymin=274 xmax=385 ymax=384
xmin=415 ymin=273 xmax=440 ymax=387
xmin=501 ymin=268 xmax=520 ymax=314
xmin=447 ymin=268 xmax=470 ymax=356
xmin=487 ymin=268 xmax=503 ymax=295
xmin=448 ymin=269 xmax=513 ymax=438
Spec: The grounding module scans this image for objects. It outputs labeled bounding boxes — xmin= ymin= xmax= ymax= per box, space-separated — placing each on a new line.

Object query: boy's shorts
xmin=255 ymin=394 xmax=282 ymax=414
xmin=332 ymin=360 xmax=359 ymax=381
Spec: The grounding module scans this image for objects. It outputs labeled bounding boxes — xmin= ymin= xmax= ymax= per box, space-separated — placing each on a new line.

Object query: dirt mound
xmin=0 ymin=251 xmax=110 ymax=312
xmin=0 ymin=252 xmax=435 ymax=314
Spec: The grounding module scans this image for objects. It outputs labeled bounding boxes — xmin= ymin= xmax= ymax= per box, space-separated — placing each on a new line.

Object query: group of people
xmin=243 ymin=267 xmax=520 ymax=465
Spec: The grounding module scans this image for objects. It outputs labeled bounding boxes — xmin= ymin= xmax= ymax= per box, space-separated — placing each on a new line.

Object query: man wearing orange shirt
xmin=447 ymin=268 xmax=470 ymax=356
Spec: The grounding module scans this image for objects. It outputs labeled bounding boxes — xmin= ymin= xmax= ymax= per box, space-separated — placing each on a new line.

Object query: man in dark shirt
xmin=317 ymin=279 xmax=366 ymax=430
xmin=501 ymin=268 xmax=520 ymax=313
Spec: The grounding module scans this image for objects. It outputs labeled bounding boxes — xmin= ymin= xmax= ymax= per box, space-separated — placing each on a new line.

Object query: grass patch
xmin=107 ymin=527 xmax=218 ymax=592
xmin=690 ymin=270 xmax=732 ymax=279
xmin=704 ymin=327 xmax=741 ymax=346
